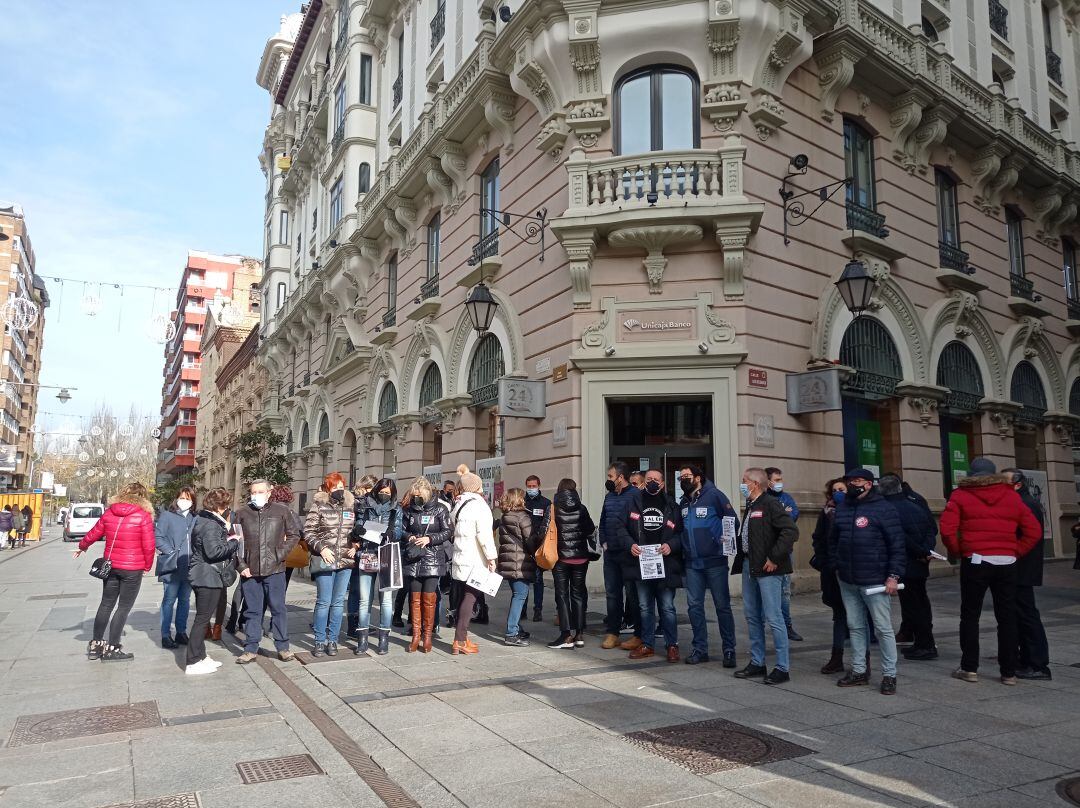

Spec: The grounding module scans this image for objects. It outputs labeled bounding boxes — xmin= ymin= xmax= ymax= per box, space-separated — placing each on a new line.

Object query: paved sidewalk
xmin=1 ymin=526 xmax=1079 ymax=807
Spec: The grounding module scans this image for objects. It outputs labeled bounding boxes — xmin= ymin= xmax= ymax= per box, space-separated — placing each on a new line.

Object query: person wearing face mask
xmin=523 ymin=475 xmax=551 ymax=623
xmin=346 ymin=475 xmax=379 ymax=639
xmin=599 ymin=461 xmax=643 ymax=650
xmin=400 ymin=477 xmax=454 ymax=653
xmin=449 ymin=466 xmax=498 ymax=654
xmin=185 ymin=487 xmax=239 ymax=675
xmin=232 ymin=479 xmax=302 ymax=664
xmin=1001 ymin=468 xmax=1051 ymax=681
xmin=677 ymin=464 xmax=739 ymax=666
xmin=305 ymin=473 xmax=357 ymax=657
xmin=350 ymin=478 xmax=401 ymax=655
xmin=440 ymin=481 xmax=457 ymax=506
xmin=155 ymin=487 xmax=197 ymax=649
xmin=827 ymin=469 xmax=905 ymax=695
xmin=811 ymin=478 xmax=856 ymax=674
xmin=626 ymin=470 xmax=684 ymax=661
xmin=731 ymin=468 xmax=798 ymax=684
xmin=764 ymin=467 xmax=802 ymax=643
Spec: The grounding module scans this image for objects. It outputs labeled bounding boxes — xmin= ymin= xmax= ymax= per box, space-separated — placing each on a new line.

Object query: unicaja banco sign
xmin=623 ymin=317 xmax=693 ymax=332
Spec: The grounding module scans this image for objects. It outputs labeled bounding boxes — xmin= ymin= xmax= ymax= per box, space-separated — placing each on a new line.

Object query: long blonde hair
xmin=409 ymin=476 xmax=434 ymax=500
xmin=499 ymin=487 xmax=526 ymax=512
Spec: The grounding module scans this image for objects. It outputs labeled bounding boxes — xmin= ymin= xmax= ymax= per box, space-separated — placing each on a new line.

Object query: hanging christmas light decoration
xmin=96 ymin=448 xmax=105 ymax=456
xmin=119 ymin=423 xmax=134 ymax=437
xmin=147 ymin=314 xmax=177 ymax=344
xmin=109 ymin=470 xmax=118 ymax=478
xmin=86 ymin=469 xmax=95 ymax=478
xmin=75 ymin=470 xmax=82 ymax=477
xmin=140 ymin=447 xmax=148 ymax=456
xmin=91 ymin=426 xmax=103 ymax=437
xmin=78 ymin=451 xmax=90 ymax=462
xmin=2 ymin=296 xmax=39 ymax=333
xmin=81 ymin=284 xmax=103 ymax=316
xmin=115 ymin=451 xmax=127 ymax=462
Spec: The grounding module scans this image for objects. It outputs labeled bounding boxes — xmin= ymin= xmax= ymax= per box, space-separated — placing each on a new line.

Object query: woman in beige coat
xmin=449 ymin=465 xmax=498 ymax=654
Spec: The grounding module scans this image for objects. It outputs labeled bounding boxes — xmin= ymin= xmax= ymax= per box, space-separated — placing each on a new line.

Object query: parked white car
xmin=63 ymin=503 xmax=103 ymax=542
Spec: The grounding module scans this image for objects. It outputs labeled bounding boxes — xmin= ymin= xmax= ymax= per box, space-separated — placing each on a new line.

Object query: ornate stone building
xmin=256 ymin=0 xmax=1080 ymax=562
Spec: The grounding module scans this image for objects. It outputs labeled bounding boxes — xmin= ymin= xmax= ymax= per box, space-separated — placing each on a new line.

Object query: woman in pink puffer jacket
xmin=74 ymin=482 xmax=156 ymax=661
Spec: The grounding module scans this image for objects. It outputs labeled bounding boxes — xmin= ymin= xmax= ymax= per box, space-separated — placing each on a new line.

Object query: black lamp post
xmin=465 ymin=282 xmax=498 ymax=334
xmin=834 ymin=258 xmax=876 ymax=318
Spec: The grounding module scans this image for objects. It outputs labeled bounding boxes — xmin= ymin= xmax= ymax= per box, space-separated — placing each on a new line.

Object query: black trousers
xmin=1015 ymin=584 xmax=1050 ymax=672
xmin=959 ymin=558 xmax=1018 ymax=676
xmin=552 ymin=561 xmax=588 ymax=634
xmin=898 ymin=577 xmax=935 ymax=650
xmin=93 ymin=569 xmax=142 ymax=647
xmin=187 ymin=586 xmax=223 ymax=665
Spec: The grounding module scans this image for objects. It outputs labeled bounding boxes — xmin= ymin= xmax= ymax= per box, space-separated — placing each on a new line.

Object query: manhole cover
xmin=27 ymin=592 xmax=87 ymax=600
xmin=1058 ymin=777 xmax=1080 ymax=806
xmin=624 ymin=717 xmax=811 ymax=775
xmin=100 ymin=795 xmax=200 ymax=808
xmin=9 ymin=701 xmax=162 ymax=747
xmin=236 ymin=754 xmax=324 ymax=784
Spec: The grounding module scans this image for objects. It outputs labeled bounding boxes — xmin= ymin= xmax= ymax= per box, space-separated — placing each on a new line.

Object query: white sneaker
xmin=206 ymin=656 xmax=223 ymax=668
xmin=185 ymin=658 xmax=218 ymax=675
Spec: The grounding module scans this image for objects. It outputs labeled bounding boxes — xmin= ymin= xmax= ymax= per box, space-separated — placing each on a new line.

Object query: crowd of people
xmin=71 ymin=457 xmax=1063 ymax=689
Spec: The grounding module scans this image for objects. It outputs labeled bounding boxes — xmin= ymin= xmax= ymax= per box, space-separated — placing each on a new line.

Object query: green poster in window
xmin=856 ymin=420 xmax=882 ymax=478
xmin=948 ymin=432 xmax=969 ymax=487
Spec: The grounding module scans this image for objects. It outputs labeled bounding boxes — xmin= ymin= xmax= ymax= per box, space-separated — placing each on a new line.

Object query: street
xmin=0 ymin=526 xmax=1078 ymax=808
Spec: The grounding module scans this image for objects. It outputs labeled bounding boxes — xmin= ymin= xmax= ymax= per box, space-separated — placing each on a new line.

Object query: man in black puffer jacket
xmin=879 ymin=474 xmax=938 ymax=661
xmin=828 ymin=468 xmax=905 ymax=695
xmin=1003 ymin=468 xmax=1051 ymax=680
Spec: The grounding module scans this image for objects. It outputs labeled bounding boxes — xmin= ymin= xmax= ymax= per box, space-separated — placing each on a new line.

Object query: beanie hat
xmin=457 ymin=464 xmax=483 ymax=494
xmin=968 ymin=457 xmax=996 ymax=477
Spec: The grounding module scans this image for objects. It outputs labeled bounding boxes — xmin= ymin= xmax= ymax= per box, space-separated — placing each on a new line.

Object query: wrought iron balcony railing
xmin=1047 ymin=48 xmax=1063 ymax=85
xmin=382 ymin=308 xmax=397 ymax=329
xmin=845 ymin=201 xmax=889 ymax=238
xmin=430 ymin=2 xmax=445 ymax=53
xmin=1069 ymin=297 xmax=1080 ymax=321
xmin=392 ymin=73 xmax=403 ymax=110
xmin=989 ymin=0 xmax=1008 ymax=39
xmin=302 ymin=372 xmax=311 ymax=387
xmin=331 ymin=121 xmax=345 ymax=155
xmin=420 ymin=274 xmax=440 ymax=300
xmin=469 ymin=231 xmax=500 ymax=265
xmin=1010 ymin=273 xmax=1040 ymax=301
xmin=335 ymin=21 xmax=348 ymax=62
xmin=938 ymin=241 xmax=973 ymax=273
xmin=470 ymin=382 xmax=499 ymax=408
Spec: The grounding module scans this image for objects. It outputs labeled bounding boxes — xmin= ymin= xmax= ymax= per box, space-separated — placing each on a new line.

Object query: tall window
xmin=935 ymin=169 xmax=960 ymax=248
xmin=843 ymin=119 xmax=876 ymax=211
xmin=329 ymin=177 xmax=344 ymax=226
xmin=1006 ymin=207 xmax=1026 ymax=277
xmin=324 ymin=315 xmax=332 ymax=346
xmin=358 ymin=162 xmax=371 ymax=193
xmin=359 ymin=54 xmax=373 ymax=105
xmin=312 ymin=207 xmax=318 ymax=233
xmin=278 ymin=210 xmax=289 ymax=244
xmin=1064 ymin=237 xmax=1079 ymax=301
xmin=334 ymin=79 xmax=346 ymax=131
xmin=921 ymin=16 xmax=940 ymax=41
xmin=614 ymin=65 xmax=699 ymax=155
xmin=427 ymin=213 xmax=441 ymax=279
xmin=387 ymin=253 xmax=398 ymax=313
xmin=1043 ymin=3 xmax=1053 ymax=48
xmin=480 ymin=158 xmax=500 ymax=239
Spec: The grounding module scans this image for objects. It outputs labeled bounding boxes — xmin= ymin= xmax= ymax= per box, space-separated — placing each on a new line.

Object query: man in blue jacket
xmin=765 ymin=466 xmax=802 ymax=642
xmin=828 ymin=468 xmax=905 ymax=695
xmin=678 ymin=464 xmax=739 ymax=666
xmin=599 ymin=461 xmax=643 ymax=650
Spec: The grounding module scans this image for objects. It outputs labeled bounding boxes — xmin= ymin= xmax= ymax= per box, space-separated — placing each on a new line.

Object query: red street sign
xmin=749 ymin=368 xmax=768 ymax=388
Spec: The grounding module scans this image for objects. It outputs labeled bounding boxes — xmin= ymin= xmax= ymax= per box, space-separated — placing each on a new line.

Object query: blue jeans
xmin=684 ymin=563 xmax=736 ymax=656
xmin=506 ymin=580 xmax=529 ymax=637
xmin=161 ymin=578 xmax=192 ymax=637
xmin=742 ymin=569 xmax=789 ymax=672
xmin=636 ymin=580 xmax=678 ymax=649
xmin=353 ymin=571 xmax=394 ymax=631
xmin=313 ymin=568 xmax=353 ymax=644
xmin=781 ymin=573 xmax=793 ymax=628
xmin=839 ymin=580 xmax=897 ymax=677
xmin=533 ymin=570 xmax=544 ymax=614
xmin=603 ymin=552 xmax=639 ymax=636
xmin=242 ymin=573 xmax=289 ymax=653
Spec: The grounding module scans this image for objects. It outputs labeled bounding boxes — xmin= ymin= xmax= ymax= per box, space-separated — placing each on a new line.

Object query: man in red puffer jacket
xmin=74 ymin=482 xmax=156 ymax=661
xmin=940 ymin=458 xmax=1042 ymax=685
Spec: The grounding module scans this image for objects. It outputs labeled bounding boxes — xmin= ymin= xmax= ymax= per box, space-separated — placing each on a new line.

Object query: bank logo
xmin=624 ymin=318 xmax=639 ymax=330
xmin=623 ymin=317 xmax=692 ymax=332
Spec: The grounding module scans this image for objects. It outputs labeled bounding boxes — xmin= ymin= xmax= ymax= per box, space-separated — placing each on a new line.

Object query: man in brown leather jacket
xmin=232 ymin=479 xmax=301 ymax=663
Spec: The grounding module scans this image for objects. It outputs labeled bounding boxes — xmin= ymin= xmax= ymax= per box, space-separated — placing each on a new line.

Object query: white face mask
xmin=176 ymin=499 xmax=192 ymax=512
xmin=771 ymin=482 xmax=784 ymax=493
xmin=251 ymin=493 xmax=269 ymax=509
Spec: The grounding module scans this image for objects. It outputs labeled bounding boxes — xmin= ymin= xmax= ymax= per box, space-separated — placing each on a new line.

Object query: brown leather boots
xmin=407 ymin=592 xmax=422 ymax=653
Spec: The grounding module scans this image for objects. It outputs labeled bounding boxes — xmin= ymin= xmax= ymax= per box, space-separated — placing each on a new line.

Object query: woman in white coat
xmin=450 ymin=464 xmax=498 ymax=654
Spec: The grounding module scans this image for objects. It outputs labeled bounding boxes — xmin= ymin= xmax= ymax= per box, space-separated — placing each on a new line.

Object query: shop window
xmin=937 ymin=341 xmax=985 ymax=494
xmin=614 ymin=65 xmax=699 ymax=155
xmin=840 ymin=318 xmax=903 ymax=476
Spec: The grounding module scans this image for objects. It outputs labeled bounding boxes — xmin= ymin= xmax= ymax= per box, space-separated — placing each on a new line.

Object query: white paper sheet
xmin=363 ymin=520 xmax=387 ymax=543
xmin=465 ymin=565 xmax=503 ymax=597
xmin=639 ymin=544 xmax=665 ymax=580
xmin=721 ymin=516 xmax=737 ymax=557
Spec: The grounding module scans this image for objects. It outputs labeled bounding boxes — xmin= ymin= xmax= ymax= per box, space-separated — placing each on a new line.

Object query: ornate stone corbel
xmin=815 ymin=41 xmax=866 ymax=122
xmin=608 ymin=225 xmax=703 ymax=295
xmin=889 ymin=91 xmax=926 ymax=164
xmin=359 ymin=425 xmax=378 ymax=452
xmin=704 ymin=307 xmax=736 ymax=345
xmin=980 ymin=400 xmax=1022 ymax=437
xmin=1033 ymin=184 xmax=1065 ymax=245
xmin=701 ymin=83 xmax=747 ymax=133
xmin=747 ymin=90 xmax=786 ymax=141
xmin=556 ymin=226 xmax=598 ymax=309
xmin=382 ymin=207 xmax=408 ymax=254
xmin=896 ymin=383 xmax=948 ymax=427
xmin=1049 ymin=193 xmax=1078 ymax=240
xmin=706 ymin=0 xmax=740 ymax=80
xmin=905 ymin=106 xmax=954 ymax=174
xmin=565 ymin=99 xmax=609 ymax=148
xmin=516 ymin=55 xmax=558 ymax=117
xmin=483 ymin=92 xmax=517 ymax=155
xmin=969 ymin=142 xmax=1009 ymax=215
xmin=758 ymin=4 xmax=806 ymax=94
xmin=1018 ymin=316 xmax=1045 ymax=357
xmin=581 ymin=306 xmax=611 ymax=349
xmin=536 ymin=113 xmax=570 ymax=157
xmin=951 ymin=290 xmax=979 ymax=337
xmin=715 ymin=220 xmax=753 ymax=300
xmin=435 ymin=142 xmax=468 ymax=212
xmin=423 ymin=157 xmax=454 ymax=211
xmin=1045 ymin=411 xmax=1080 ymax=445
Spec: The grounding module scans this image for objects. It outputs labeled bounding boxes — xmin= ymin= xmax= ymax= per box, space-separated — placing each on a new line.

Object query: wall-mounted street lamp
xmin=779 ymin=154 xmax=851 ymax=246
xmin=465 ymin=283 xmax=498 ymax=335
xmin=834 ymin=258 xmax=876 ymax=318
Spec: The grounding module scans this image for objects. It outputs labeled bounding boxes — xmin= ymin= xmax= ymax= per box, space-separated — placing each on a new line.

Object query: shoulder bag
xmin=534 ymin=506 xmax=559 ymax=571
xmin=90 ymin=516 xmax=126 ymax=580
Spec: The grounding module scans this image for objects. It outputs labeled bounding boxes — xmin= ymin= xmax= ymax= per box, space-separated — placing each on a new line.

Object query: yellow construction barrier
xmin=0 ymin=492 xmax=45 ymax=541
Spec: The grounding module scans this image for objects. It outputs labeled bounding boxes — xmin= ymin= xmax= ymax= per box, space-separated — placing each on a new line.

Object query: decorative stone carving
xmin=706 ymin=15 xmax=741 ymax=80
xmin=581 ymin=307 xmax=610 ymax=349
xmin=816 ymin=42 xmax=866 ymax=122
xmin=970 ymin=142 xmax=1011 ymax=215
xmin=483 ymin=92 xmax=517 ymax=155
xmin=714 ymin=220 xmax=753 ymax=300
xmin=704 ymin=307 xmax=737 ymax=345
xmin=1018 ymin=316 xmax=1045 ymax=358
xmin=536 ymin=113 xmax=570 ymax=157
xmin=1045 ymin=412 xmax=1080 ymax=445
xmin=558 ymin=227 xmax=598 ymax=309
xmin=423 ymin=157 xmax=454 ymax=212
xmin=435 ymin=142 xmax=468 ymax=213
xmin=517 ymin=56 xmax=558 ymax=117
xmin=608 ymin=225 xmax=703 ymax=294
xmin=566 ymin=99 xmax=609 ymax=148
xmin=889 ymin=90 xmax=926 ymax=164
xmin=1033 ymin=185 xmax=1065 ymax=245
xmin=758 ymin=5 xmax=806 ymax=93
xmin=951 ymin=291 xmax=979 ymax=337
xmin=904 ymin=106 xmax=954 ymax=174
xmin=980 ymin=400 xmax=1021 ymax=437
xmin=747 ymin=90 xmax=786 ymax=140
xmin=701 ymin=83 xmax=748 ymax=132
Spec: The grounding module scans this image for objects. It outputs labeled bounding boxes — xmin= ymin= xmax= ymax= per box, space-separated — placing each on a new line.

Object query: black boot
xmin=820 ymin=649 xmax=845 ymax=674
xmin=475 ymin=601 xmax=489 ymax=625
xmin=100 ymin=645 xmax=133 ymax=662
xmin=355 ymin=629 xmax=370 ymax=655
xmin=347 ymin=613 xmax=359 ymax=639
xmin=376 ymin=628 xmax=390 ymax=655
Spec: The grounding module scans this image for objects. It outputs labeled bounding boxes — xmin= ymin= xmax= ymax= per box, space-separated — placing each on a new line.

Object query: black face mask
xmin=375 ymin=491 xmax=391 ymax=504
xmin=644 ymin=481 xmax=662 ymax=496
xmin=411 ymin=496 xmax=426 ymax=510
xmin=850 ymin=484 xmax=870 ymax=497
xmin=680 ymin=478 xmax=696 ymax=495
xmin=604 ymin=480 xmax=617 ymax=494
xmin=330 ymin=490 xmax=345 ymax=504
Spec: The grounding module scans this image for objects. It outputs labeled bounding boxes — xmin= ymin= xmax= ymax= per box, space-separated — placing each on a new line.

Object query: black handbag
xmin=89 ymin=516 xmax=125 ymax=580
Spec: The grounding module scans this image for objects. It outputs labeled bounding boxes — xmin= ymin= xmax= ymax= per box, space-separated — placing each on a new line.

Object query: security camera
xmin=499 ymin=4 xmax=513 ymax=22
xmin=604 ymin=346 xmax=616 ymax=357
xmin=789 ymin=154 xmax=809 ymax=171
xmin=698 ymin=342 xmax=709 ymax=354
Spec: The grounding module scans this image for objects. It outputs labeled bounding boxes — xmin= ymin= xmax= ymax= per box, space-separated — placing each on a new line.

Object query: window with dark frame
xmin=359 ymin=162 xmax=371 ymax=193
xmin=334 ymin=79 xmax=346 ymax=130
xmin=279 ymin=210 xmax=289 ymax=244
xmin=935 ymin=169 xmax=960 ymax=248
xmin=1006 ymin=207 xmax=1026 ymax=278
xmin=1064 ymin=237 xmax=1079 ymax=301
xmin=480 ymin=158 xmax=500 ymax=239
xmin=359 ymin=54 xmax=373 ymax=105
xmin=276 ymin=282 xmax=287 ymax=309
xmin=330 ymin=176 xmax=344 ymax=226
xmin=614 ymin=65 xmax=699 ymax=155
xmin=427 ymin=213 xmax=441 ymax=280
xmin=387 ymin=252 xmax=398 ymax=314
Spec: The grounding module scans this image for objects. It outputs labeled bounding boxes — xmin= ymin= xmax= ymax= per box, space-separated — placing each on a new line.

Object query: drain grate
xmin=9 ymin=701 xmax=162 ymax=747
xmin=236 ymin=754 xmax=324 ymax=784
xmin=27 ymin=592 xmax=87 ymax=601
xmin=1059 ymin=777 xmax=1080 ymax=806
xmin=624 ymin=717 xmax=811 ymax=775
xmin=100 ymin=794 xmax=200 ymax=808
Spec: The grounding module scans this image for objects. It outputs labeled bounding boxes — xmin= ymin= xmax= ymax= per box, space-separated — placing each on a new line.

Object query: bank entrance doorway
xmin=608 ymin=398 xmax=712 ymax=501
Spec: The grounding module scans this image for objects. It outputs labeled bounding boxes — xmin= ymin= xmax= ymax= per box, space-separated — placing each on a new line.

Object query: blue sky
xmin=0 ymin=2 xmax=278 ymax=439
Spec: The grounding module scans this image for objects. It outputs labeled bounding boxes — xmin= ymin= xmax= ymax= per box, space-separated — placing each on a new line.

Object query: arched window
xmin=359 ymin=162 xmax=371 ymax=194
xmin=840 ymin=318 xmax=902 ymax=399
xmin=344 ymin=429 xmax=357 ymax=485
xmin=468 ymin=334 xmax=505 ymax=407
xmin=937 ymin=342 xmax=985 ymax=413
xmin=419 ymin=363 xmax=443 ymax=411
xmin=378 ymin=383 xmax=398 ymax=424
xmin=300 ymin=423 xmax=310 ymax=448
xmin=1011 ymin=361 xmax=1047 ymax=425
xmin=286 ymin=429 xmax=294 ymax=454
xmin=615 ymin=65 xmax=699 ymax=155
xmin=318 ymin=412 xmax=330 ymax=442
xmin=921 ymin=16 xmax=939 ymax=40
xmin=1070 ymin=377 xmax=1080 ymax=417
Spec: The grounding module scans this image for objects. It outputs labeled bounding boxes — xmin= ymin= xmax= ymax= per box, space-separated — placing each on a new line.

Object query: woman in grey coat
xmin=155 ymin=487 xmax=196 ymax=648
